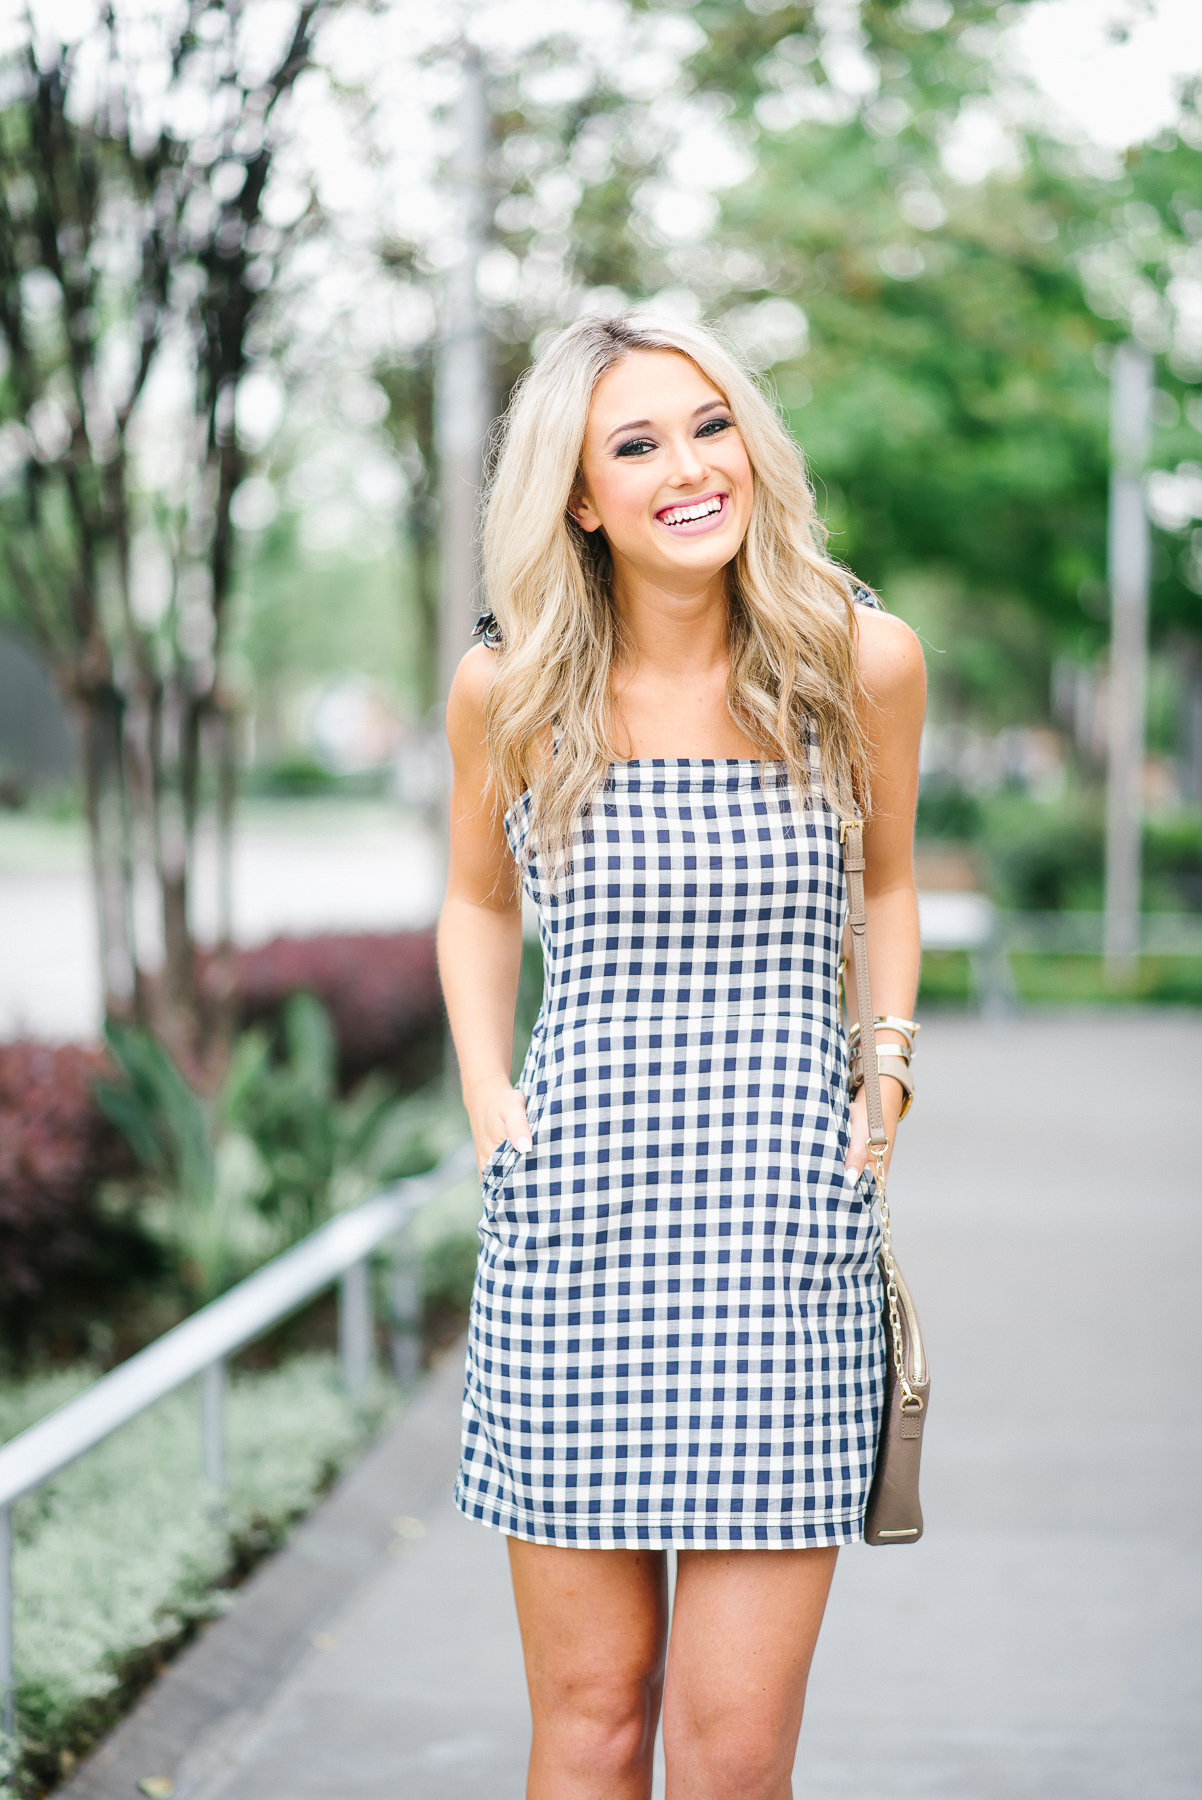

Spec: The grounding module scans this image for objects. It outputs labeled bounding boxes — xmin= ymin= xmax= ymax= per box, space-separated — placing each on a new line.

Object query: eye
xmin=614 ymin=436 xmax=656 ymax=458
xmin=696 ymin=415 xmax=733 ymax=438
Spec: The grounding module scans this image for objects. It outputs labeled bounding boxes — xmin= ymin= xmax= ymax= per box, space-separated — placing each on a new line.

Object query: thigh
xmin=662 ymin=1547 xmax=838 ymax=1795
xmin=508 ymin=1538 xmax=669 ymax=1702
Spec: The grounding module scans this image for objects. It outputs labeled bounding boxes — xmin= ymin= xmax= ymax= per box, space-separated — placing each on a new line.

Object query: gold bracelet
xmin=849 ymin=1017 xmax=920 ymax=1054
xmin=849 ymin=1052 xmax=916 ymax=1120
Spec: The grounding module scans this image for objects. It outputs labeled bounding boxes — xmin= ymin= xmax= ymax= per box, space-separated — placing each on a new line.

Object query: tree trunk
xmin=154 ymin=680 xmax=196 ymax=1029
xmin=80 ymin=685 xmax=138 ymax=1021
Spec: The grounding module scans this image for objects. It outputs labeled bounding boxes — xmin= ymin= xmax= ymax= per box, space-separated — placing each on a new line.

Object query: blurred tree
xmin=369 ymin=3 xmax=708 ymax=710
xmin=688 ymin=1 xmax=1201 ymax=730
xmin=364 ymin=2 xmax=1200 ymax=744
xmin=0 ymin=2 xmax=323 ymax=1058
xmin=680 ymin=4 xmax=1105 ymax=715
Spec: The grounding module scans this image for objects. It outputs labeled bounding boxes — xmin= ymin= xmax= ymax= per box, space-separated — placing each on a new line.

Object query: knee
xmin=707 ymin=1734 xmax=788 ymax=1800
xmin=664 ymin=1707 xmax=791 ymax=1800
xmin=533 ymin=1668 xmax=659 ymax=1780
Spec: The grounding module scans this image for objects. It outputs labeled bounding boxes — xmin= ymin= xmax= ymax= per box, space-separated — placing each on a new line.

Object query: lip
xmin=653 ymin=490 xmax=729 ymax=537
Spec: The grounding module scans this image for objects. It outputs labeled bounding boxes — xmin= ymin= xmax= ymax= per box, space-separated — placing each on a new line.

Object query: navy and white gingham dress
xmin=455 ymin=735 xmax=885 ymax=1548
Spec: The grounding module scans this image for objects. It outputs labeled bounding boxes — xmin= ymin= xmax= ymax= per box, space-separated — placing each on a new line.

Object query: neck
xmin=610 ymin=561 xmax=732 ymax=675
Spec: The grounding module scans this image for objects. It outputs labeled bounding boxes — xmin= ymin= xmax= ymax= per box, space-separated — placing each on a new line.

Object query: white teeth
xmin=662 ymin=496 xmax=722 ymax=526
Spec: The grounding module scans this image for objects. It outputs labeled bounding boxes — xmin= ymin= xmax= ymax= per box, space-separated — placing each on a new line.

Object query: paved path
xmin=64 ymin=1013 xmax=1202 ymax=1799
xmin=0 ymin=805 xmax=441 ymax=1039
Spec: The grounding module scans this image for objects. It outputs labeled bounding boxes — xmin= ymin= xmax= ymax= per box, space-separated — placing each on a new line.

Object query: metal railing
xmin=917 ymin=897 xmax=1202 ymax=1013
xmin=998 ymin=909 xmax=1202 ymax=957
xmin=0 ymin=1139 xmax=477 ymax=1736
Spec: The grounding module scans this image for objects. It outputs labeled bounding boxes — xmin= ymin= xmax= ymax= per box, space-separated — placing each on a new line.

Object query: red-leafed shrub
xmin=0 ymin=934 xmax=444 ymax=1359
xmin=227 ymin=930 xmax=444 ymax=1088
xmin=0 ymin=1042 xmax=161 ymax=1357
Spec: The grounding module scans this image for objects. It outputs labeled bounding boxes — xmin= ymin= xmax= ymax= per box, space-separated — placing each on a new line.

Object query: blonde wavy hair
xmin=481 ymin=311 xmax=871 ymax=864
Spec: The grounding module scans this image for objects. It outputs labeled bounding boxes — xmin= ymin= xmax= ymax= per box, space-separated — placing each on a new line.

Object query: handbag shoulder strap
xmin=843 ymin=817 xmax=919 ymax=1406
xmin=841 ymin=819 xmax=888 ymax=1153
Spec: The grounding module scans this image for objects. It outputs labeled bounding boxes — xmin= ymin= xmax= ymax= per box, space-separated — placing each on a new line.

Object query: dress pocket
xmin=478 ymin=1027 xmax=563 ymax=1210
xmin=479 ymin=1134 xmax=521 ymax=1198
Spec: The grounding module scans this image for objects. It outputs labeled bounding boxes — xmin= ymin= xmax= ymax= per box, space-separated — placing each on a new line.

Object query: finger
xmin=845 ymin=1099 xmax=868 ymax=1180
xmin=506 ymin=1092 xmax=532 ymax=1153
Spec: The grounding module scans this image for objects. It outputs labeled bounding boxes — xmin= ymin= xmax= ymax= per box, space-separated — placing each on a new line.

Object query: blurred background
xmin=0 ymin=0 xmax=1200 ymax=1791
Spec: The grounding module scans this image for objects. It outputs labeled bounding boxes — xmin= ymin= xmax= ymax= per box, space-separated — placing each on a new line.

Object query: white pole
xmin=1104 ymin=342 xmax=1152 ymax=981
xmin=0 ymin=1503 xmax=12 ymax=1738
xmin=435 ymin=44 xmax=491 ymax=720
xmin=339 ymin=1259 xmax=374 ymax=1396
xmin=200 ymin=1358 xmax=226 ymax=1494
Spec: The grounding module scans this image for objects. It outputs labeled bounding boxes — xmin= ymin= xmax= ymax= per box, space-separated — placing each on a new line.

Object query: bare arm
xmin=844 ymin=607 xmax=927 ymax=1179
xmin=437 ymin=646 xmax=533 ymax=1173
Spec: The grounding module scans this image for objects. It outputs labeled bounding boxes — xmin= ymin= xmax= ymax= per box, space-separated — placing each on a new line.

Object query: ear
xmin=568 ymin=486 xmax=602 ymax=534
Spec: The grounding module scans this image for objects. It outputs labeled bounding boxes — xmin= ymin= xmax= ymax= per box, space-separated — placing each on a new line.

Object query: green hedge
xmin=916 ymin=790 xmax=1202 ymax=916
xmin=2 ymin=1355 xmax=396 ymax=1795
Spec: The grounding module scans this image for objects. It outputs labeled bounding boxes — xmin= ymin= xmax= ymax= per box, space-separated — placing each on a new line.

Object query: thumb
xmin=506 ymin=1091 xmax=532 ymax=1153
xmin=845 ymin=1102 xmax=868 ymax=1181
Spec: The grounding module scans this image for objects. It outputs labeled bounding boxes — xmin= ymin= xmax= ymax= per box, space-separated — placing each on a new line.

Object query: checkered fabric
xmin=455 ymin=745 xmax=885 ymax=1548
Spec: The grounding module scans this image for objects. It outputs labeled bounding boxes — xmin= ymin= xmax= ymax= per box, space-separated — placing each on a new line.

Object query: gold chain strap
xmin=872 ymin=1142 xmax=915 ymax=1406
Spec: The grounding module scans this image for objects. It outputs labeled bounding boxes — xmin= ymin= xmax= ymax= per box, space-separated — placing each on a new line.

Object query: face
xmin=570 ymin=349 xmax=753 ymax=591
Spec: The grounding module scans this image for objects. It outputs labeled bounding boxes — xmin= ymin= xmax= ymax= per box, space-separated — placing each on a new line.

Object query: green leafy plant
xmin=95 ymin=996 xmax=465 ymax=1305
xmin=94 ymin=1026 xmax=275 ymax=1304
xmin=224 ymin=992 xmax=464 ymax=1239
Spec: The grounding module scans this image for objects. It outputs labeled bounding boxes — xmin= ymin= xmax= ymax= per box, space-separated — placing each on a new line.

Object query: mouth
xmin=654 ymin=491 xmax=728 ymax=534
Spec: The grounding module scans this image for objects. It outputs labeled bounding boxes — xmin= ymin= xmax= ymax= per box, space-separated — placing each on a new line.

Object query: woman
xmin=438 ymin=312 xmax=925 ymax=1800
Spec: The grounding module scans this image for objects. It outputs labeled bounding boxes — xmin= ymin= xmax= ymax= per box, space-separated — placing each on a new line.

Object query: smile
xmin=655 ymin=492 xmax=727 ymax=530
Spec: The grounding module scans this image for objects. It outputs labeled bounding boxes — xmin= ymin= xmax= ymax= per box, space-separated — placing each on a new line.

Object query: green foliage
xmin=95 ymin=997 xmax=464 ymax=1304
xmin=916 ymin=949 xmax=973 ymax=1006
xmin=919 ymin=948 xmax=1202 ymax=1008
xmin=1005 ymin=953 xmax=1202 ymax=1007
xmin=1144 ymin=813 xmax=1202 ymax=911
xmin=230 ymin=510 xmax=419 ymax=725
xmin=420 ymin=1232 xmax=481 ymax=1331
xmin=94 ymin=1025 xmax=276 ymax=1304
xmin=888 ymin=567 xmax=1059 ymax=730
xmin=981 ymin=796 xmax=1107 ymax=912
xmin=242 ymin=754 xmax=342 ymax=798
xmin=695 ymin=7 xmax=1113 ymax=675
xmin=225 ymin=993 xmax=463 ymax=1236
xmin=921 ymin=790 xmax=1202 ymax=912
xmin=915 ymin=779 xmax=984 ymax=842
xmin=5 ymin=1355 xmax=394 ymax=1794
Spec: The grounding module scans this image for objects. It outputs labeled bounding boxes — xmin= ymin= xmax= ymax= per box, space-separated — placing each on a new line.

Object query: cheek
xmin=723 ymin=440 xmax=754 ymax=497
xmin=591 ymin=464 xmax=655 ymax=537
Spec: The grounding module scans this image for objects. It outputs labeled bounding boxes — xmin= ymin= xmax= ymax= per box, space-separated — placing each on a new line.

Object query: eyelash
xmin=614 ymin=417 xmax=733 ymax=458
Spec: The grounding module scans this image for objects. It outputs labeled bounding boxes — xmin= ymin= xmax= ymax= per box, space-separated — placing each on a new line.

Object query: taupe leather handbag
xmin=841 ymin=821 xmax=930 ymax=1546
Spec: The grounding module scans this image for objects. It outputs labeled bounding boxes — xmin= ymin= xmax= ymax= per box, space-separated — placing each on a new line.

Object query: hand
xmin=845 ymin=1074 xmax=907 ymax=1183
xmin=466 ymin=1073 xmax=532 ymax=1176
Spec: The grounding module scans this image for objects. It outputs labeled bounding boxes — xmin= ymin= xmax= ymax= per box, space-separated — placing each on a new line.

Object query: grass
xmin=918 ymin=951 xmax=1202 ymax=1007
xmin=0 ymin=1198 xmax=486 ymax=1797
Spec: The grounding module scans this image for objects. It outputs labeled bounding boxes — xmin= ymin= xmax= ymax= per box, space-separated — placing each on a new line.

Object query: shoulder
xmin=446 ymin=643 xmax=500 ymax=750
xmin=854 ymin=605 xmax=926 ymax=711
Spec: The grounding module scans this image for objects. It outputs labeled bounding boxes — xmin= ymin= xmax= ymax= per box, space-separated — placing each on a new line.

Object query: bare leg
xmin=508 ymin=1538 xmax=669 ymax=1800
xmin=662 ymin=1546 xmax=838 ymax=1800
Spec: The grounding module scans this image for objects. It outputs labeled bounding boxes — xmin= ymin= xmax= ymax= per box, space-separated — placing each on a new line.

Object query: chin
xmin=666 ymin=531 xmax=741 ymax=567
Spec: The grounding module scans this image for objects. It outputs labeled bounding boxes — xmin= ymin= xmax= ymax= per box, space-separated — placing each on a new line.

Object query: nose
xmin=664 ymin=432 xmax=706 ymax=487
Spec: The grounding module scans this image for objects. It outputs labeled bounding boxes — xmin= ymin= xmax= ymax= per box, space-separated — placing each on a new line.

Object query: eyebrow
xmin=604 ymin=399 xmax=727 ymax=445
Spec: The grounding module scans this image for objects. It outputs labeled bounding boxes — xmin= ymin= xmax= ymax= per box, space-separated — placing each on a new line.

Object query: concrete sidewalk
xmin=64 ymin=1013 xmax=1202 ymax=1799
